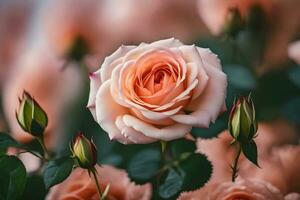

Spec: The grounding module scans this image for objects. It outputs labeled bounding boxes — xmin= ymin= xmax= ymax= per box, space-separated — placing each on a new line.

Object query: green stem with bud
xmin=91 ymin=168 xmax=103 ymax=200
xmin=37 ymin=137 xmax=50 ymax=160
xmin=231 ymin=143 xmax=242 ymax=182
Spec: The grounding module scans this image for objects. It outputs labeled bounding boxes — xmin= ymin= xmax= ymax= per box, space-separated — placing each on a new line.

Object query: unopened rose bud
xmin=223 ymin=8 xmax=245 ymax=38
xmin=72 ymin=133 xmax=97 ymax=169
xmin=16 ymin=91 xmax=48 ymax=137
xmin=228 ymin=95 xmax=258 ymax=143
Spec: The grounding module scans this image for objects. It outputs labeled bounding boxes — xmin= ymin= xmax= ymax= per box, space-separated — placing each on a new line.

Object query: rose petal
xmin=116 ymin=116 xmax=157 ymax=144
xmin=100 ymin=45 xmax=136 ymax=83
xmin=87 ymin=69 xmax=101 ymax=119
xmin=171 ymin=46 xmax=227 ymax=127
xmin=95 ymin=80 xmax=133 ymax=144
xmin=122 ymin=114 xmax=192 ymax=141
xmin=150 ymin=38 xmax=184 ymax=48
xmin=197 ymin=47 xmax=222 ymax=69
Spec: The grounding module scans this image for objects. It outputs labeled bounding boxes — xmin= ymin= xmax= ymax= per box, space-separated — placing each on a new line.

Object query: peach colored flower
xmin=87 ymin=38 xmax=227 ymax=144
xmin=178 ymin=179 xmax=300 ymax=200
xmin=46 ymin=165 xmax=152 ymax=200
xmin=103 ymin=0 xmax=208 ymax=44
xmin=197 ymin=121 xmax=300 ymax=194
xmin=24 ymin=0 xmax=116 ymax=72
xmin=0 ymin=0 xmax=35 ymax=84
xmin=288 ymin=40 xmax=300 ymax=64
xmin=197 ymin=0 xmax=272 ymax=35
xmin=2 ymin=44 xmax=82 ymax=148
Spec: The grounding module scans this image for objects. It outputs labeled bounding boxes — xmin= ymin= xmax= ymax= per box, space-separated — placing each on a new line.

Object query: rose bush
xmin=46 ymin=165 xmax=152 ymax=200
xmin=87 ymin=38 xmax=227 ymax=144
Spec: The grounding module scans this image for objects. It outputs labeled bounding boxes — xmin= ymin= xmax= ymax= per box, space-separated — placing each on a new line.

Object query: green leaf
xmin=170 ymin=139 xmax=196 ymax=158
xmin=21 ymin=175 xmax=46 ymax=200
xmin=241 ymin=140 xmax=259 ymax=167
xmin=224 ymin=65 xmax=256 ymax=90
xmin=0 ymin=155 xmax=27 ymax=200
xmin=0 ymin=133 xmax=20 ymax=149
xmin=128 ymin=149 xmax=161 ymax=181
xmin=180 ymin=153 xmax=212 ymax=191
xmin=159 ymin=168 xmax=184 ymax=199
xmin=43 ymin=156 xmax=74 ymax=189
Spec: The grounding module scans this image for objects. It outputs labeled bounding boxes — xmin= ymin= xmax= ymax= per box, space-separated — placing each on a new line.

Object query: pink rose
xmin=46 ymin=165 xmax=152 ymax=200
xmin=288 ymin=41 xmax=300 ymax=64
xmin=178 ymin=179 xmax=300 ymax=200
xmin=87 ymin=38 xmax=227 ymax=144
xmin=197 ymin=0 xmax=272 ymax=35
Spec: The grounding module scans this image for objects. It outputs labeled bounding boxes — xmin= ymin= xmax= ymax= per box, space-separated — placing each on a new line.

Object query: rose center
xmin=154 ymin=71 xmax=165 ymax=84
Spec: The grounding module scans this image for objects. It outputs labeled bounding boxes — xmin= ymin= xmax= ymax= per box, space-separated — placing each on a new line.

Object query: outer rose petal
xmin=116 ymin=116 xmax=157 ymax=144
xmin=87 ymin=69 xmax=101 ymax=118
xmin=171 ymin=46 xmax=227 ymax=127
xmin=100 ymin=45 xmax=136 ymax=83
xmin=122 ymin=115 xmax=192 ymax=141
xmin=46 ymin=165 xmax=152 ymax=200
xmin=288 ymin=41 xmax=300 ymax=65
xmin=95 ymin=80 xmax=133 ymax=144
xmin=147 ymin=37 xmax=184 ymax=48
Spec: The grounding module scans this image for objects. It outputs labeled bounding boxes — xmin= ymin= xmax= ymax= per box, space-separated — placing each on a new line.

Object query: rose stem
xmin=37 ymin=137 xmax=50 ymax=160
xmin=231 ymin=143 xmax=242 ymax=182
xmin=91 ymin=169 xmax=103 ymax=200
xmin=160 ymin=141 xmax=168 ymax=159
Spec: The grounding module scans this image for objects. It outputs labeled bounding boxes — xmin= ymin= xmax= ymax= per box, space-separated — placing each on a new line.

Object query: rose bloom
xmin=197 ymin=121 xmax=300 ymax=194
xmin=46 ymin=165 xmax=152 ymax=200
xmin=87 ymin=38 xmax=227 ymax=144
xmin=197 ymin=0 xmax=272 ymax=35
xmin=29 ymin=0 xmax=115 ymax=71
xmin=178 ymin=179 xmax=300 ymax=200
xmin=2 ymin=44 xmax=82 ymax=148
xmin=288 ymin=40 xmax=300 ymax=65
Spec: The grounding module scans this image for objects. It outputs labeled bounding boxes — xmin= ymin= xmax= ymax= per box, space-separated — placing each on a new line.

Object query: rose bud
xmin=228 ymin=95 xmax=258 ymax=143
xmin=16 ymin=91 xmax=48 ymax=137
xmin=71 ymin=133 xmax=97 ymax=169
